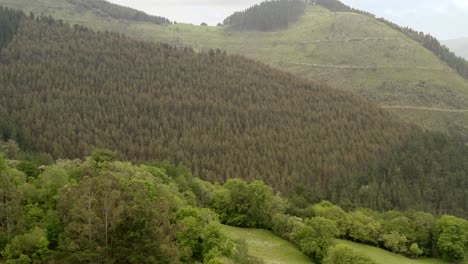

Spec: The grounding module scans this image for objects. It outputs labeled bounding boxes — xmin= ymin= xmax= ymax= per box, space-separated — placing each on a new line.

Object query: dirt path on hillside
xmin=301 ymin=37 xmax=400 ymax=44
xmin=277 ymin=60 xmax=446 ymax=71
xmin=382 ymin=105 xmax=468 ymax=113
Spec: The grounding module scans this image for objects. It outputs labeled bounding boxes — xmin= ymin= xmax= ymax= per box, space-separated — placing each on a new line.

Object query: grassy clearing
xmin=336 ymin=240 xmax=468 ymax=264
xmin=220 ymin=225 xmax=314 ymax=264
xmin=2 ymin=0 xmax=468 ymax=133
xmin=221 ymin=225 xmax=466 ymax=264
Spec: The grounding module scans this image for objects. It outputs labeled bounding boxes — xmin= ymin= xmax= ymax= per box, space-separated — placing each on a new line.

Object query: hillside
xmin=1 ymin=0 xmax=468 ymax=136
xmin=1 ymin=6 xmax=468 ymax=216
xmin=443 ymin=38 xmax=468 ymax=60
xmin=0 ymin=7 xmax=414 ymax=202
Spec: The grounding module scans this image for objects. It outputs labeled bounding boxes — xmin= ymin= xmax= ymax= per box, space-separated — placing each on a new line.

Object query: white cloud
xmin=453 ymin=0 xmax=468 ymax=9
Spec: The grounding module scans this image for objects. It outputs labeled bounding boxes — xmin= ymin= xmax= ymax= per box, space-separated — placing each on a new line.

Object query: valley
xmin=0 ymin=1 xmax=467 ymax=263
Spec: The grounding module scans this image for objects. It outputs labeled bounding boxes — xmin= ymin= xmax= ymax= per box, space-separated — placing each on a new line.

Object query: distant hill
xmin=443 ymin=38 xmax=468 ymax=60
xmin=65 ymin=0 xmax=171 ymax=25
xmin=223 ymin=0 xmax=307 ymax=31
xmin=1 ymin=0 xmax=467 ymax=137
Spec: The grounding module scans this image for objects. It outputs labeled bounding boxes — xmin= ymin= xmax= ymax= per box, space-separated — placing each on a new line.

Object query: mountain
xmin=1 ymin=0 xmax=467 ymax=137
xmin=443 ymin=37 xmax=468 ymax=60
xmin=1 ymin=7 xmax=467 ymax=216
xmin=0 ymin=7 xmax=412 ymax=197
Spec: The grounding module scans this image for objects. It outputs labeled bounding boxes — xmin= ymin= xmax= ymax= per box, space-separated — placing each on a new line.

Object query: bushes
xmin=290 ymin=217 xmax=339 ymax=263
xmin=323 ymin=244 xmax=376 ymax=264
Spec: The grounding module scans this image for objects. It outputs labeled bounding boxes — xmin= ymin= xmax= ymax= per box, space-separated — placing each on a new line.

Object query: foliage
xmin=0 ymin=149 xmax=265 ymax=263
xmin=309 ymin=201 xmax=348 ymax=236
xmin=381 ymin=232 xmax=408 ymax=254
xmin=433 ymin=215 xmax=468 ymax=262
xmin=346 ymin=210 xmax=381 ymax=245
xmin=323 ymin=244 xmax=376 ymax=264
xmin=0 ymin=6 xmax=21 ymax=50
xmin=353 ymin=132 xmax=468 ymax=218
xmin=224 ymin=0 xmax=307 ymax=31
xmin=0 ymin=10 xmax=427 ymax=213
xmin=65 ymin=0 xmax=171 ymax=25
xmin=0 ymin=163 xmax=23 ymax=245
xmin=409 ymin=243 xmax=423 ymax=258
xmin=1 ymin=227 xmax=49 ymax=263
xmin=290 ymin=217 xmax=339 ymax=263
xmin=211 ymin=179 xmax=284 ymax=229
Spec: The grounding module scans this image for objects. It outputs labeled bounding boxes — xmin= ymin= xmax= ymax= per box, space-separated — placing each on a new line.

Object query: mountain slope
xmin=0 ymin=8 xmax=412 ymax=199
xmin=1 ymin=0 xmax=467 ymax=136
xmin=443 ymin=38 xmax=468 ymax=60
xmin=1 ymin=6 xmax=467 ymax=216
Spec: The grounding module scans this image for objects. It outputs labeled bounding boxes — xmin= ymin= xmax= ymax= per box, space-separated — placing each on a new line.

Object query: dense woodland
xmin=0 ymin=7 xmax=20 ymax=50
xmin=313 ymin=0 xmax=468 ymax=80
xmin=0 ymin=148 xmax=467 ymax=263
xmin=0 ymin=9 xmax=409 ymax=201
xmin=66 ymin=0 xmax=171 ymax=25
xmin=0 ymin=8 xmax=468 ymax=217
xmin=223 ymin=0 xmax=307 ymax=31
xmin=0 ymin=6 xmax=467 ymax=263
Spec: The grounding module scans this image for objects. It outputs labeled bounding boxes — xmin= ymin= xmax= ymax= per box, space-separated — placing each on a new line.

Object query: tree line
xmin=0 ymin=150 xmax=263 ymax=263
xmin=209 ymin=181 xmax=468 ymax=263
xmin=1 ymin=148 xmax=467 ymax=263
xmin=66 ymin=0 xmax=171 ymax=25
xmin=0 ymin=7 xmax=21 ymax=50
xmin=223 ymin=0 xmax=307 ymax=31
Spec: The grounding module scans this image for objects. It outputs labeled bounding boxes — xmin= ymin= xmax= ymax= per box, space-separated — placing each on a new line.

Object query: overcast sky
xmin=107 ymin=0 xmax=468 ymax=40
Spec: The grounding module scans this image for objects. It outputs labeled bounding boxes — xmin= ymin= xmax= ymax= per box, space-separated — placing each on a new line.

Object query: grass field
xmin=1 ymin=0 xmax=468 ymax=133
xmin=221 ymin=225 xmax=314 ymax=264
xmin=221 ymin=225 xmax=467 ymax=264
xmin=336 ymin=240 xmax=468 ymax=264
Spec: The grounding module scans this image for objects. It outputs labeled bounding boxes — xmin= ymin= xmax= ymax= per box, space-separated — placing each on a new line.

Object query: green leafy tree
xmin=211 ymin=179 xmax=283 ymax=228
xmin=291 ymin=217 xmax=339 ymax=263
xmin=37 ymin=166 xmax=70 ymax=208
xmin=409 ymin=243 xmax=423 ymax=258
xmin=433 ymin=215 xmax=468 ymax=262
xmin=310 ymin=201 xmax=348 ymax=236
xmin=323 ymin=244 xmax=376 ymax=264
xmin=1 ymin=227 xmax=49 ymax=263
xmin=346 ymin=210 xmax=381 ymax=245
xmin=0 ymin=165 xmax=23 ymax=244
xmin=381 ymin=232 xmax=408 ymax=254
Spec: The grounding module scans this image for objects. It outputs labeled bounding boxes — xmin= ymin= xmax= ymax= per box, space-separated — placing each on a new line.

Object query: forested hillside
xmin=0 ymin=7 xmax=409 ymax=196
xmin=1 ymin=0 xmax=467 ymax=137
xmin=0 ymin=8 xmax=467 ymax=217
xmin=223 ymin=0 xmax=307 ymax=31
xmin=66 ymin=0 xmax=170 ymax=25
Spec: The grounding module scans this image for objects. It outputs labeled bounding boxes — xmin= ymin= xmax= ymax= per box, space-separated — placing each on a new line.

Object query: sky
xmin=107 ymin=0 xmax=468 ymax=40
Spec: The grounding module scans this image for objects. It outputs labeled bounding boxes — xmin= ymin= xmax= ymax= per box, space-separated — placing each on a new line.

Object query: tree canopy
xmin=224 ymin=0 xmax=307 ymax=31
